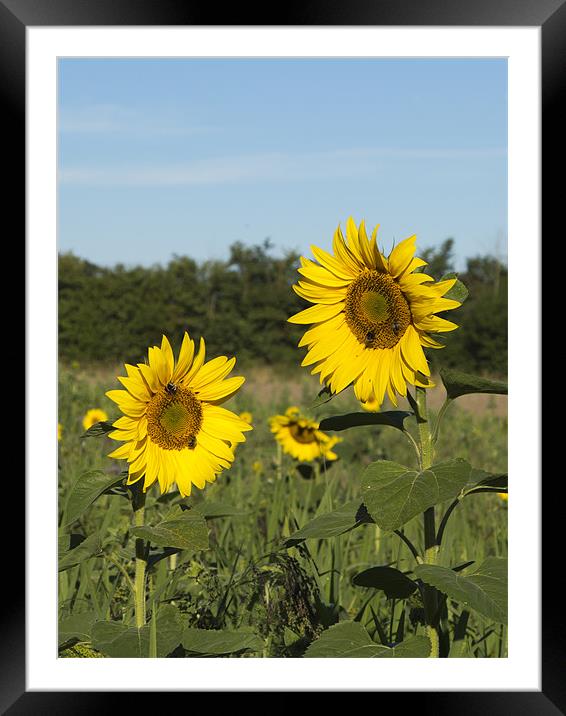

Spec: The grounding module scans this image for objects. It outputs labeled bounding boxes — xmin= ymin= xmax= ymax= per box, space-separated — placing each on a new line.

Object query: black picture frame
xmin=8 ymin=0 xmax=558 ymax=710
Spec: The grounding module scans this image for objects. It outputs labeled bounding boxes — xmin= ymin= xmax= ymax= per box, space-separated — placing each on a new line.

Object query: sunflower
xmin=498 ymin=493 xmax=508 ymax=502
xmin=58 ymin=423 xmax=63 ymax=441
xmin=82 ymin=408 xmax=109 ymax=431
xmin=269 ymin=407 xmax=341 ymax=462
xmin=288 ymin=218 xmax=461 ymax=409
xmin=106 ymin=332 xmax=252 ymax=496
xmin=239 ymin=411 xmax=253 ymax=425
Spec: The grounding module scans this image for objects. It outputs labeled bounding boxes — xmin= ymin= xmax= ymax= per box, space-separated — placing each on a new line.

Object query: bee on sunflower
xmin=288 ymin=218 xmax=461 ymax=410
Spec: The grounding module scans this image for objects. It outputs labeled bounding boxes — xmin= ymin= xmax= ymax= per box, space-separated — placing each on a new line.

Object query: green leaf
xmin=305 ymin=621 xmax=431 ymax=658
xmin=284 ymin=501 xmax=373 ymax=548
xmin=352 ymin=566 xmax=418 ymax=599
xmin=414 ymin=558 xmax=507 ymax=624
xmin=81 ymin=421 xmax=115 ymax=438
xmin=131 ymin=508 xmax=209 ymax=551
xmin=91 ymin=605 xmax=183 ymax=658
xmin=59 ymin=611 xmax=97 ymax=647
xmin=58 ymin=533 xmax=102 ymax=572
xmin=182 ymin=628 xmax=263 ymax=655
xmin=64 ymin=470 xmax=125 ymax=526
xmin=440 ymin=272 xmax=469 ymax=304
xmin=191 ymin=501 xmax=248 ymax=519
xmin=318 ymin=411 xmax=412 ymax=433
xmin=361 ymin=458 xmax=473 ymax=531
xmin=439 ymin=368 xmax=508 ymax=400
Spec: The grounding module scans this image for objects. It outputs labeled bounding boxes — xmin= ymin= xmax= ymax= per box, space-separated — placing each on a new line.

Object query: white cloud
xmin=59 ymin=146 xmax=507 ymax=187
xmin=58 ymin=104 xmax=215 ymax=135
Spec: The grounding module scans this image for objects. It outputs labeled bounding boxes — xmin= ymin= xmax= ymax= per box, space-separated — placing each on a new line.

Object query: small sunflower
xmin=288 ymin=218 xmax=461 ymax=410
xmin=106 ymin=332 xmax=252 ymax=496
xmin=239 ymin=411 xmax=253 ymax=425
xmin=498 ymin=493 xmax=508 ymax=502
xmin=269 ymin=407 xmax=341 ymax=462
xmin=57 ymin=423 xmax=63 ymax=441
xmin=82 ymin=408 xmax=109 ymax=431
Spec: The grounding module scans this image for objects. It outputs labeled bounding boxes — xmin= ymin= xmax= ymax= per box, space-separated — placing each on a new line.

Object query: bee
xmin=392 ymin=320 xmax=401 ymax=336
xmin=187 ymin=436 xmax=197 ymax=449
xmin=165 ymin=381 xmax=178 ymax=395
xmin=364 ymin=330 xmax=376 ymax=347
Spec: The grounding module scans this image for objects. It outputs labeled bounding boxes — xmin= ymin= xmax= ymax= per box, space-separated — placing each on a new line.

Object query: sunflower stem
xmin=415 ymin=386 xmax=440 ymax=657
xmin=131 ymin=484 xmax=147 ymax=629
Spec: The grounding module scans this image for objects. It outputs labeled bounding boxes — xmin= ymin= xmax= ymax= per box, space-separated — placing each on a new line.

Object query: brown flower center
xmin=344 ymin=270 xmax=411 ymax=349
xmin=289 ymin=421 xmax=318 ymax=444
xmin=146 ymin=385 xmax=202 ymax=450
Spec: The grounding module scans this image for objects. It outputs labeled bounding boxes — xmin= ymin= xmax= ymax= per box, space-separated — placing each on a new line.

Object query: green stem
xmin=427 ymin=625 xmax=440 ymax=657
xmin=132 ymin=485 xmax=147 ymax=629
xmin=415 ymin=386 xmax=440 ymax=657
xmin=431 ymin=397 xmax=452 ymax=446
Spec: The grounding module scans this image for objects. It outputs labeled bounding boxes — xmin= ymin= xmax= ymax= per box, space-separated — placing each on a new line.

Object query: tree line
xmin=58 ymin=238 xmax=507 ymax=376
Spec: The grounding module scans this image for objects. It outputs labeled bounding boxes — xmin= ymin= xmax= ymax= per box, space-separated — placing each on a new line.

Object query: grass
xmin=58 ymin=360 xmax=508 ymax=658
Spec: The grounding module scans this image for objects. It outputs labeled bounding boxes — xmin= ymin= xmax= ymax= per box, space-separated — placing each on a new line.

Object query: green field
xmin=58 ymin=361 xmax=507 ymax=658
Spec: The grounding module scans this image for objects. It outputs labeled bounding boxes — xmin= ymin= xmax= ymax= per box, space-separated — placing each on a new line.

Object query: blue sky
xmin=58 ymin=58 xmax=507 ymax=271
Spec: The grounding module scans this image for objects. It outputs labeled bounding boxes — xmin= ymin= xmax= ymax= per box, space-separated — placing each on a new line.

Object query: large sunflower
xmin=288 ymin=218 xmax=461 ymax=409
xmin=106 ymin=332 xmax=252 ymax=496
xmin=269 ymin=407 xmax=341 ymax=462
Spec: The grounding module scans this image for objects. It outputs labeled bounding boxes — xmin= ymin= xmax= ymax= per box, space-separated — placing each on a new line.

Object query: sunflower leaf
xmin=283 ymin=501 xmax=373 ymax=548
xmin=439 ymin=368 xmax=508 ymax=400
xmin=131 ymin=509 xmax=209 ymax=551
xmin=304 ymin=621 xmax=431 ymax=657
xmin=361 ymin=458 xmax=473 ymax=531
xmin=64 ymin=470 xmax=126 ymax=527
xmin=80 ymin=421 xmax=115 ymax=438
xmin=439 ymin=272 xmax=469 ymax=304
xmin=58 ymin=611 xmax=97 ymax=648
xmin=464 ymin=471 xmax=508 ymax=496
xmin=181 ymin=627 xmax=263 ymax=655
xmin=318 ymin=411 xmax=412 ymax=433
xmin=352 ymin=566 xmax=418 ymax=599
xmin=414 ymin=558 xmax=507 ymax=625
xmin=58 ymin=533 xmax=102 ymax=572
xmin=91 ymin=605 xmax=184 ymax=658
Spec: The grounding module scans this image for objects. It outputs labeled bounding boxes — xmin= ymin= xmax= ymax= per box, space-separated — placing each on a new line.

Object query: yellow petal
xmin=288 ymin=302 xmax=344 ymax=325
xmin=310 ymin=244 xmax=357 ymax=280
xmin=195 ymin=376 xmax=245 ymax=403
xmin=182 ymin=337 xmax=206 ymax=386
xmin=388 ymin=235 xmax=417 ymax=278
xmin=172 ymin=332 xmax=195 ymax=383
xmin=191 ymin=356 xmax=235 ymax=390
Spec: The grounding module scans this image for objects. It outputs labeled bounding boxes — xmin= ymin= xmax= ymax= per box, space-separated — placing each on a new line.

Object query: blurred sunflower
xmin=57 ymin=423 xmax=63 ymax=441
xmin=82 ymin=408 xmax=108 ymax=431
xmin=239 ymin=411 xmax=253 ymax=425
xmin=106 ymin=332 xmax=252 ymax=496
xmin=269 ymin=407 xmax=341 ymax=462
xmin=288 ymin=217 xmax=461 ymax=410
xmin=498 ymin=493 xmax=508 ymax=502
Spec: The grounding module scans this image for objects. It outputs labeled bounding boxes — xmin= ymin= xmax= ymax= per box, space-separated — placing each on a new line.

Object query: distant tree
xmin=419 ymin=238 xmax=455 ymax=280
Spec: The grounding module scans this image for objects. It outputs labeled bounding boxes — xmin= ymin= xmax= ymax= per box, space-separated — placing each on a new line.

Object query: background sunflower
xmin=269 ymin=407 xmax=341 ymax=462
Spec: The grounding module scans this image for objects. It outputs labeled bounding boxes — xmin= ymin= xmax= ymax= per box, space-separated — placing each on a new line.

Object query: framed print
xmin=5 ymin=0 xmax=558 ymax=710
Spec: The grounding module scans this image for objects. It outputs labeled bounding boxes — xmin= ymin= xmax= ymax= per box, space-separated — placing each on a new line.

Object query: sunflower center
xmin=146 ymin=385 xmax=203 ymax=450
xmin=345 ymin=270 xmax=411 ymax=349
xmin=289 ymin=422 xmax=318 ymax=444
